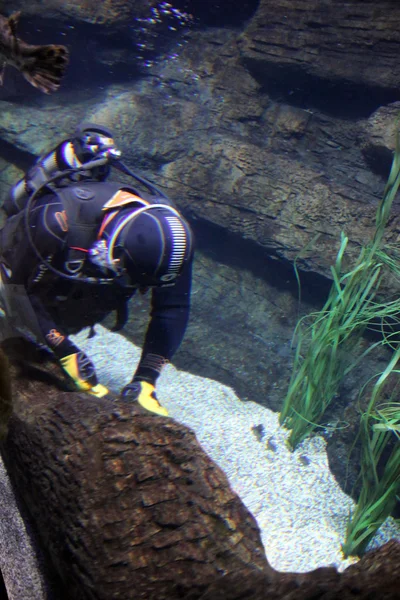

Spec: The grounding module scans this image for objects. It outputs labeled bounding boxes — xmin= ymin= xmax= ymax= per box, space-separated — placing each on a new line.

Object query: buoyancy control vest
xmin=54 ymin=180 xmax=174 ymax=276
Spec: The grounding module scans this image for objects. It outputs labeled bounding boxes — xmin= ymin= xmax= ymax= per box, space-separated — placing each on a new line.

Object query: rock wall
xmin=240 ymin=0 xmax=400 ymax=89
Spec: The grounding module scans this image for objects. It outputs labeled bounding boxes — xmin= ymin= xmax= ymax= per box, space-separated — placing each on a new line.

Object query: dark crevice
xmin=242 ymin=60 xmax=400 ymax=119
xmin=362 ymin=145 xmax=394 ymax=180
xmin=305 ymin=21 xmax=327 ymax=29
xmin=0 ymin=568 xmax=8 ymax=600
xmin=188 ymin=217 xmax=332 ymax=307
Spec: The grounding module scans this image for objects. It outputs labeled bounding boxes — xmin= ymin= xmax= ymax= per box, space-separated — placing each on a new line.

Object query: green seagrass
xmin=281 ymin=126 xmax=400 ymax=555
xmin=281 ymin=126 xmax=400 ymax=449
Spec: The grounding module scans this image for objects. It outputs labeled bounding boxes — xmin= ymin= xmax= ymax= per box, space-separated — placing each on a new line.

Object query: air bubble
xmin=132 ymin=1 xmax=194 ymax=70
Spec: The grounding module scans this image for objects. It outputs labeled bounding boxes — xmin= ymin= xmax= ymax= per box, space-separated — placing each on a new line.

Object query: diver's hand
xmin=121 ymin=381 xmax=168 ymax=416
xmin=59 ymin=351 xmax=108 ymax=397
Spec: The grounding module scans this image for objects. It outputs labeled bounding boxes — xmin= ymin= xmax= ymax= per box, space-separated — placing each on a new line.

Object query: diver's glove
xmin=121 ymin=381 xmax=168 ymax=416
xmin=59 ymin=351 xmax=109 ymax=398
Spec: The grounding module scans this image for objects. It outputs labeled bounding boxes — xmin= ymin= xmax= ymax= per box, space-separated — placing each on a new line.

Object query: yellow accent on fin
xmin=88 ymin=384 xmax=109 ymax=398
xmin=138 ymin=383 xmax=169 ymax=417
xmin=60 ymin=353 xmax=92 ymax=391
xmin=102 ymin=190 xmax=149 ymax=210
xmin=60 ymin=353 xmax=79 ymax=379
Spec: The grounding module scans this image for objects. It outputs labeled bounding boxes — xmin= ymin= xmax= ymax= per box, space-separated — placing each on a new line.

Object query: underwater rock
xmin=362 ymin=102 xmax=400 ymax=177
xmin=1 ymin=340 xmax=270 ymax=599
xmin=240 ymin=0 xmax=400 ymax=90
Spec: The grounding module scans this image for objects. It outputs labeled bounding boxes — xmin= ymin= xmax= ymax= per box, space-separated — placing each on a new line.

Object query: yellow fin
xmin=88 ymin=384 xmax=109 ymax=398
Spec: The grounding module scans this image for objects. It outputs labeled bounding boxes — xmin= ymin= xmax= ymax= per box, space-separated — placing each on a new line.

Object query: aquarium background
xmin=1 ymin=0 xmax=400 ymax=596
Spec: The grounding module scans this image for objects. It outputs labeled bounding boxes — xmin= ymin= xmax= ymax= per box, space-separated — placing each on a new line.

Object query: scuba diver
xmin=0 ymin=123 xmax=194 ymax=416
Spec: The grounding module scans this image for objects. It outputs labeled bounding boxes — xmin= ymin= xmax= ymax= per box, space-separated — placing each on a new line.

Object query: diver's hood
xmin=112 ymin=205 xmax=193 ymax=288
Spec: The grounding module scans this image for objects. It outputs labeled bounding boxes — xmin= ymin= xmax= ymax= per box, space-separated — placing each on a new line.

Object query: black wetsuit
xmin=0 ymin=182 xmax=192 ymax=385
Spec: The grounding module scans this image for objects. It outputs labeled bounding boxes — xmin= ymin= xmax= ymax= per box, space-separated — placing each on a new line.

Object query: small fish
xmin=251 ymin=423 xmax=265 ymax=442
xmin=298 ymin=454 xmax=311 ymax=466
xmin=0 ymin=11 xmax=69 ymax=94
xmin=266 ymin=437 xmax=277 ymax=452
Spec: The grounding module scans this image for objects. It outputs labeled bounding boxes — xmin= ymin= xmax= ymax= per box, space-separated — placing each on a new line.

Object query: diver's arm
xmin=26 ymin=292 xmax=77 ymax=353
xmin=26 ymin=288 xmax=103 ymax=395
xmin=11 ymin=204 xmax=104 ymax=394
xmin=25 ymin=288 xmax=104 ymax=394
xmin=7 ymin=200 xmax=71 ymax=348
xmin=133 ymin=259 xmax=193 ymax=385
xmin=121 ymin=260 xmax=192 ymax=416
xmin=2 ymin=203 xmax=83 ymax=361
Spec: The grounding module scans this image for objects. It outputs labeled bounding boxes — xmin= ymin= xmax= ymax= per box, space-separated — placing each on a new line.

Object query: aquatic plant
xmin=280 ymin=125 xmax=400 ymax=555
xmin=342 ymin=352 xmax=400 ymax=556
xmin=280 ymin=127 xmax=400 ymax=449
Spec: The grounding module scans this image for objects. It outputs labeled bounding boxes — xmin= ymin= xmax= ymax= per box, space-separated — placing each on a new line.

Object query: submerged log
xmin=193 ymin=540 xmax=400 ymax=599
xmin=0 ymin=340 xmax=270 ymax=599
